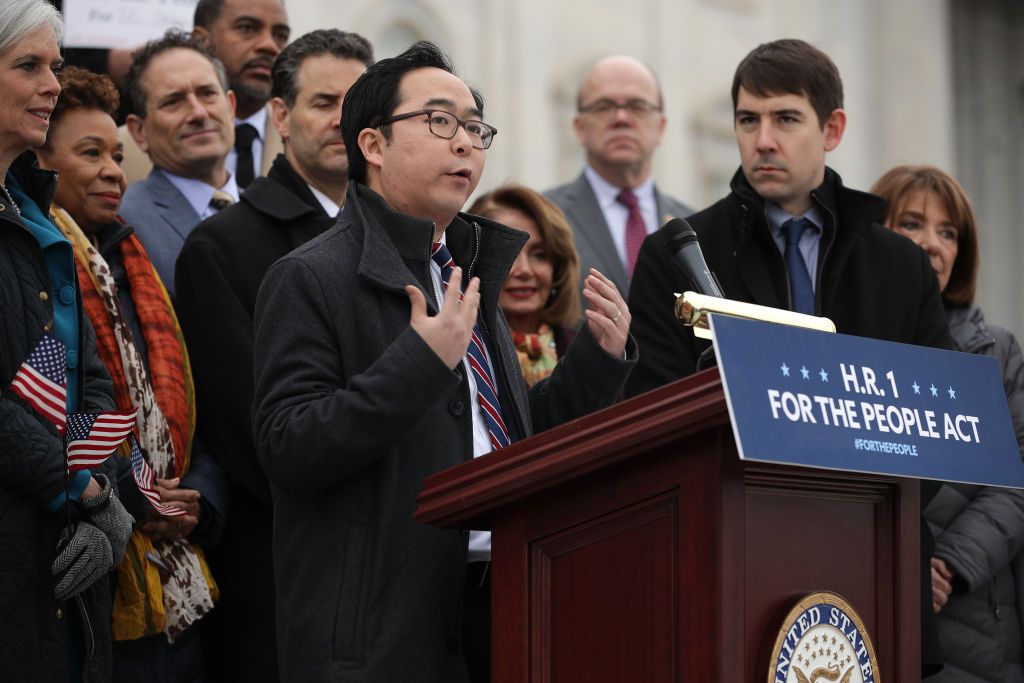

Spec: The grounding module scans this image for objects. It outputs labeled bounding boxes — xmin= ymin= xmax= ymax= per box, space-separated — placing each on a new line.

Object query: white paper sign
xmin=62 ymin=0 xmax=198 ymax=49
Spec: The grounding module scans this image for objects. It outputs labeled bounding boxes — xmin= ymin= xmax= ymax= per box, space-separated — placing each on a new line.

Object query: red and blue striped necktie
xmin=431 ymin=242 xmax=511 ymax=450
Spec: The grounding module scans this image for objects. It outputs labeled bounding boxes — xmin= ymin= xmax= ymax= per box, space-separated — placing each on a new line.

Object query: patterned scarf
xmin=51 ymin=207 xmax=218 ymax=643
xmin=512 ymin=323 xmax=559 ymax=387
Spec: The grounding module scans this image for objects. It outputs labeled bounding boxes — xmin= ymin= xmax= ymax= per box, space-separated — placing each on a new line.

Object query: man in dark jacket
xmin=174 ymin=29 xmax=373 ymax=681
xmin=625 ymin=38 xmax=951 ymax=676
xmin=252 ymin=42 xmax=636 ymax=682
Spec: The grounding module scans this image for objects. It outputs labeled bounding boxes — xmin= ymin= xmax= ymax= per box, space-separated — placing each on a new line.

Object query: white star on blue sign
xmin=948 ymin=386 xmax=956 ymax=399
xmin=819 ymin=368 xmax=828 ymax=382
xmin=781 ymin=363 xmax=790 ymax=377
xmin=930 ymin=384 xmax=938 ymax=397
xmin=800 ymin=366 xmax=810 ymax=379
xmin=913 ymin=381 xmax=921 ymax=395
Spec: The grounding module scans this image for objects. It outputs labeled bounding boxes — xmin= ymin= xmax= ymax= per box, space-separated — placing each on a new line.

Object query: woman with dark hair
xmin=872 ymin=165 xmax=1024 ymax=683
xmin=469 ymin=184 xmax=582 ymax=386
xmin=35 ymin=65 xmax=227 ymax=682
xmin=0 ymin=2 xmax=135 ymax=680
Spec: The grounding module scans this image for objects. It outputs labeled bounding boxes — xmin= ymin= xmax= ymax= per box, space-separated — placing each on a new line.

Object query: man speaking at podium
xmin=625 ymin=39 xmax=952 ymax=675
xmin=625 ymin=38 xmax=950 ymax=396
xmin=251 ymin=42 xmax=636 ymax=682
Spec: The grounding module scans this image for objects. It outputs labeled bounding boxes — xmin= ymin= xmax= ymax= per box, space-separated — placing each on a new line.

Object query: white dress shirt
xmin=308 ymin=184 xmax=341 ymax=218
xmin=163 ymin=171 xmax=239 ymax=220
xmin=584 ymin=166 xmax=659 ymax=268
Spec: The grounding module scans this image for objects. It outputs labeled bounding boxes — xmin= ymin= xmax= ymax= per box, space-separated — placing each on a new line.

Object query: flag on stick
xmin=9 ymin=334 xmax=68 ymax=434
xmin=127 ymin=436 xmax=185 ymax=518
xmin=64 ymin=409 xmax=137 ymax=471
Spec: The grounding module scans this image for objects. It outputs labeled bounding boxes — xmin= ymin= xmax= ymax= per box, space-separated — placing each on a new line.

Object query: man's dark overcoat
xmin=175 ymin=154 xmax=337 ymax=680
xmin=252 ymin=182 xmax=636 ymax=682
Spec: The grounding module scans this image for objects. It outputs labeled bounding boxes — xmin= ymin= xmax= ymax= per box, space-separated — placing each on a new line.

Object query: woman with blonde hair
xmin=469 ymin=184 xmax=582 ymax=386
xmin=0 ymin=2 xmax=135 ymax=679
xmin=873 ymin=165 xmax=1024 ymax=682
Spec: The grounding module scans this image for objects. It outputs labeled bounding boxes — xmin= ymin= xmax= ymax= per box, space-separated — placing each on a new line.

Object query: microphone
xmin=662 ymin=218 xmax=723 ymax=298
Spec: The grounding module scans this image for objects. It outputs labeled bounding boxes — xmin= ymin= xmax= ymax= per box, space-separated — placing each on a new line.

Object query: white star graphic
xmin=800 ymin=366 xmax=810 ymax=379
xmin=781 ymin=363 xmax=790 ymax=377
xmin=930 ymin=384 xmax=938 ymax=397
xmin=913 ymin=381 xmax=920 ymax=395
xmin=948 ymin=386 xmax=956 ymax=399
xmin=819 ymin=368 xmax=828 ymax=382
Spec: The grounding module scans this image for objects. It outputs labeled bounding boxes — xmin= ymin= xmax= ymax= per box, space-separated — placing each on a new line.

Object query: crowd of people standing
xmin=1 ymin=0 xmax=1021 ymax=681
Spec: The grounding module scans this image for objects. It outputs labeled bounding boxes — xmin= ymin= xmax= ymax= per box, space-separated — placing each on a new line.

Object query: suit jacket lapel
xmin=147 ymin=168 xmax=200 ymax=244
xmin=564 ymin=174 xmax=628 ymax=286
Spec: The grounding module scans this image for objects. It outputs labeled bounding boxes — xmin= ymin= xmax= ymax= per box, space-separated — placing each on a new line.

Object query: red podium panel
xmin=416 ymin=368 xmax=920 ymax=682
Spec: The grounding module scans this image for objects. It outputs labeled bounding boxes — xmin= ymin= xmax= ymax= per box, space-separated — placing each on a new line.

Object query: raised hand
xmin=583 ymin=268 xmax=630 ymax=358
xmin=406 ymin=266 xmax=482 ymax=369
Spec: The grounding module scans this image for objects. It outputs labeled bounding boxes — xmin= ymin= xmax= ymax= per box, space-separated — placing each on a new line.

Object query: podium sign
xmin=711 ymin=314 xmax=1024 ymax=487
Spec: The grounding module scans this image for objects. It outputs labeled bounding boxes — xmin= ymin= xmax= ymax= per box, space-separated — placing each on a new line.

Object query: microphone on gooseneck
xmin=661 ymin=218 xmax=724 ymax=298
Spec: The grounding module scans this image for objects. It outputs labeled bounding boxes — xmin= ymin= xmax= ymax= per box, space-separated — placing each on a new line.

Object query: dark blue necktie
xmin=430 ymin=242 xmax=511 ymax=450
xmin=782 ymin=218 xmax=815 ymax=315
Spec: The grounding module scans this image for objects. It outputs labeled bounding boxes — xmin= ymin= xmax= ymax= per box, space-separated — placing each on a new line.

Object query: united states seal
xmin=767 ymin=591 xmax=880 ymax=683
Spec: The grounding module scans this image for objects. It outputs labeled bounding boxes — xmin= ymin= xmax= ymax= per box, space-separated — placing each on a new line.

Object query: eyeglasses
xmin=381 ymin=109 xmax=498 ymax=150
xmin=578 ymin=99 xmax=662 ymax=117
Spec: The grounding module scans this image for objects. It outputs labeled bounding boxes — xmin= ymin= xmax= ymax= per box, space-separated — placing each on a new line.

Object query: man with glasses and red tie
xmin=546 ymin=55 xmax=692 ymax=296
xmin=251 ymin=41 xmax=637 ymax=683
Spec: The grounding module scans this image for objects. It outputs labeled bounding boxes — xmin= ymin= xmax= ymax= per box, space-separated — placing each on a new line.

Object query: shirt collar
xmin=766 ymin=202 xmax=825 ymax=240
xmin=308 ymin=184 xmax=340 ymax=218
xmin=236 ymin=108 xmax=266 ymax=141
xmin=584 ymin=165 xmax=656 ymax=210
xmin=163 ymin=170 xmax=239 ymax=217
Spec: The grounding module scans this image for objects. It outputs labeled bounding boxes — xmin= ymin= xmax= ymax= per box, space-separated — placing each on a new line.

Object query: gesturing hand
xmin=583 ymin=268 xmax=630 ymax=358
xmin=407 ymin=266 xmax=481 ymax=369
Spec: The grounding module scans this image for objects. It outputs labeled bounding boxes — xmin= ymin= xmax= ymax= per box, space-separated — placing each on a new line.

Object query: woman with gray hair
xmin=0 ymin=1 xmax=133 ymax=681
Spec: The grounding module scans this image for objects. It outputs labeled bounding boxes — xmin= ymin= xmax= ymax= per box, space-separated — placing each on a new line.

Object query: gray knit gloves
xmin=77 ymin=473 xmax=133 ymax=566
xmin=51 ymin=473 xmax=135 ymax=601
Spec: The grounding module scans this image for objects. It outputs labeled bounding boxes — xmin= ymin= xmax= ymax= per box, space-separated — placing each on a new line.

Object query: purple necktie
xmin=616 ymin=188 xmax=647 ymax=276
xmin=431 ymin=242 xmax=511 ymax=450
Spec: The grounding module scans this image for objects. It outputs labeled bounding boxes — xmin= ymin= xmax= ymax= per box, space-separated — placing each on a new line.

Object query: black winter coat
xmin=626 ymin=166 xmax=952 ymax=395
xmin=0 ymin=152 xmax=117 ymax=681
xmin=174 ymin=154 xmax=336 ymax=680
xmin=252 ymin=182 xmax=636 ymax=681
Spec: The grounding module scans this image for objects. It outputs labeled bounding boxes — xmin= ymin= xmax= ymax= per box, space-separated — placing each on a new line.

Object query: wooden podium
xmin=415 ymin=369 xmax=920 ymax=681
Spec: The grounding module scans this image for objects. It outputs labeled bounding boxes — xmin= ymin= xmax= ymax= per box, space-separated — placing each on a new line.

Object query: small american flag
xmin=9 ymin=334 xmax=68 ymax=434
xmin=128 ymin=436 xmax=185 ymax=517
xmin=64 ymin=409 xmax=137 ymax=471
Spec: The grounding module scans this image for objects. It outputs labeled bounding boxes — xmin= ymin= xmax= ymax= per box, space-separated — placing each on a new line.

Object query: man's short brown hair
xmin=731 ymin=38 xmax=843 ymax=129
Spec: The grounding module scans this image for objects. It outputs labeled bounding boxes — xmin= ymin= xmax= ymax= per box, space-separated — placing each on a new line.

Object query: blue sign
xmin=710 ymin=314 xmax=1024 ymax=487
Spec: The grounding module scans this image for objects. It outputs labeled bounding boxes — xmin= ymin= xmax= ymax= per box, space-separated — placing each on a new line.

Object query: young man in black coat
xmin=251 ymin=42 xmax=637 ymax=682
xmin=625 ymin=38 xmax=950 ymax=676
xmin=173 ymin=29 xmax=373 ymax=682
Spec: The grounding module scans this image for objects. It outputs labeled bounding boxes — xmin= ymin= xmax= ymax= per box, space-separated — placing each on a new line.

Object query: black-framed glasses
xmin=578 ymin=99 xmax=662 ymax=117
xmin=381 ymin=109 xmax=498 ymax=149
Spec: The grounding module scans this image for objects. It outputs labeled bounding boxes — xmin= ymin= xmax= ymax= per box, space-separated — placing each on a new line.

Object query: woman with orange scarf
xmin=469 ymin=185 xmax=583 ymax=386
xmin=36 ymin=66 xmax=227 ymax=682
